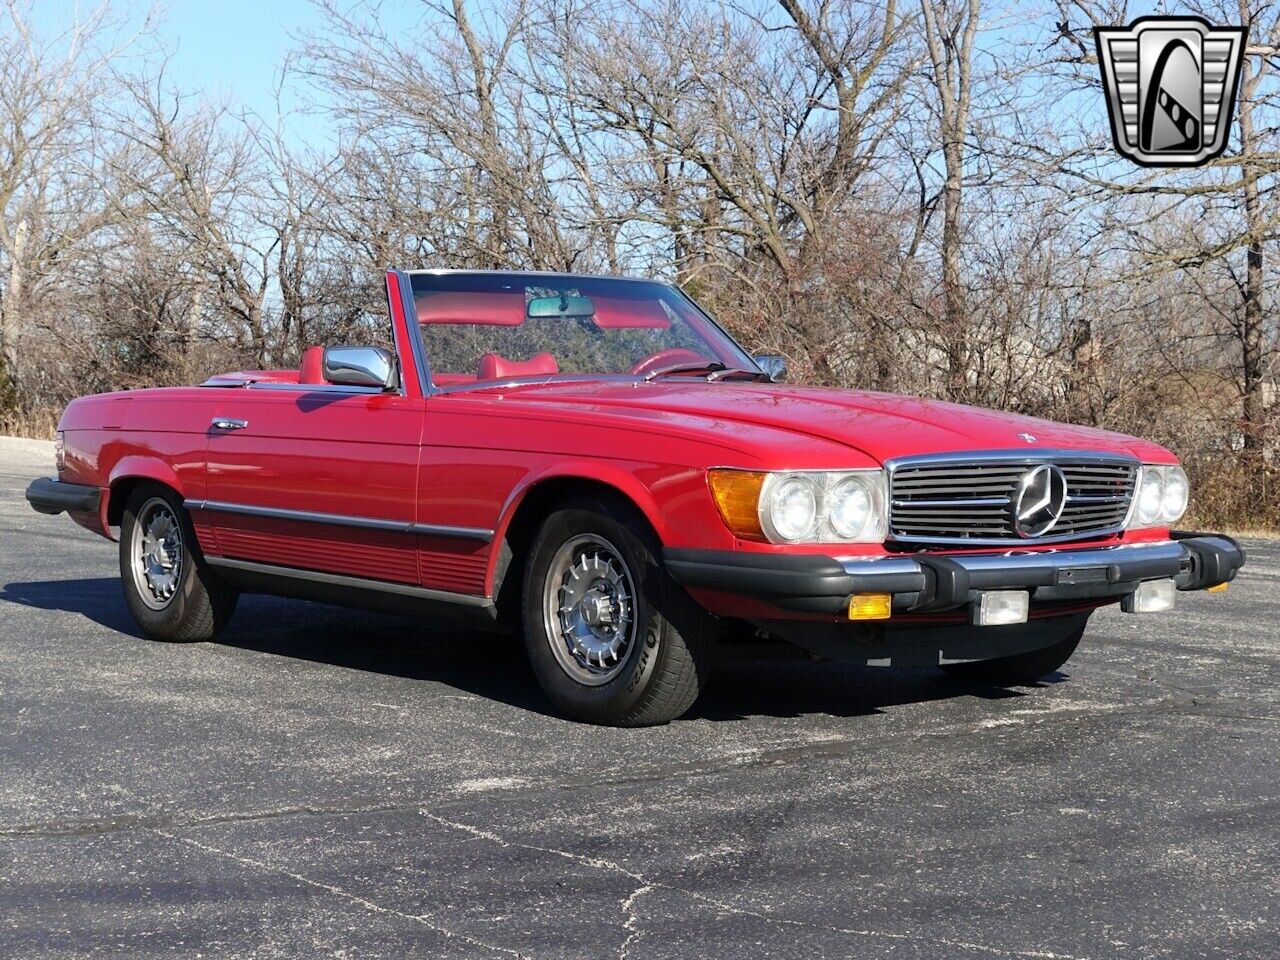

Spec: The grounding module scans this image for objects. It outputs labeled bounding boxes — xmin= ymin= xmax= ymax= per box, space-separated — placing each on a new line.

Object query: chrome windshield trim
xmin=393 ymin=267 xmax=435 ymax=396
xmin=205 ymin=556 xmax=494 ymax=607
xmin=186 ymin=500 xmax=494 ymax=543
xmin=405 ymin=267 xmax=656 ymax=284
xmin=404 ymin=270 xmax=761 ymax=392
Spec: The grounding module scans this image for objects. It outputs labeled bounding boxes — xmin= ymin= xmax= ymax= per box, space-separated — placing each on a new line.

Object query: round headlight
xmin=765 ymin=476 xmax=819 ymax=542
xmin=1161 ymin=466 xmax=1189 ymax=523
xmin=829 ymin=477 xmax=872 ymax=539
xmin=1135 ymin=468 xmax=1163 ymax=525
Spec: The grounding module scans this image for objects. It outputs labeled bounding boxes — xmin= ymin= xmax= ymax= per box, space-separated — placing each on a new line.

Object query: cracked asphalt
xmin=1 ymin=436 xmax=1277 ymax=959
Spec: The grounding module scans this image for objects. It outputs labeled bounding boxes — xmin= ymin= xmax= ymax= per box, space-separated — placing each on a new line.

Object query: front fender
xmin=493 ymin=460 xmax=677 ymax=548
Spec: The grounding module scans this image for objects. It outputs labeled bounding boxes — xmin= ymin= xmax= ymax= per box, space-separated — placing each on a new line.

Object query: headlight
xmin=829 ymin=476 xmax=874 ymax=539
xmin=1127 ymin=464 xmax=1189 ymax=529
xmin=708 ymin=469 xmax=888 ymax=543
xmin=766 ymin=475 xmax=820 ymax=542
xmin=1162 ymin=467 xmax=1189 ymax=521
xmin=1135 ymin=469 xmax=1163 ymax=525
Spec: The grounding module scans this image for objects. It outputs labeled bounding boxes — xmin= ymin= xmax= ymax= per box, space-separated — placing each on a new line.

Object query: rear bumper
xmin=665 ymin=533 xmax=1245 ymax=618
xmin=25 ymin=477 xmax=101 ymax=516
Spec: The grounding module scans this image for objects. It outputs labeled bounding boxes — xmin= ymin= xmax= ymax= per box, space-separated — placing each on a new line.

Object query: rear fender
xmin=101 ymin=456 xmax=187 ymax=541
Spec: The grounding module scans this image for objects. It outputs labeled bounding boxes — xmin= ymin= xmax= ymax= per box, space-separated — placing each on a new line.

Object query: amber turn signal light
xmin=707 ymin=469 xmax=766 ymax=540
xmin=848 ymin=593 xmax=892 ymax=621
xmin=1207 ymin=582 xmax=1229 ymax=593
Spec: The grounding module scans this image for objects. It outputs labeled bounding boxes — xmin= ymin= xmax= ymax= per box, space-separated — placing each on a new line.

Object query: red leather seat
xmin=476 ymin=352 xmax=559 ymax=381
xmin=299 ymin=346 xmax=325 ymax=384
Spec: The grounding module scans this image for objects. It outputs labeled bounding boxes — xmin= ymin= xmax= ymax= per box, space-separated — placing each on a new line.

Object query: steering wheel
xmin=628 ymin=348 xmax=711 ymax=378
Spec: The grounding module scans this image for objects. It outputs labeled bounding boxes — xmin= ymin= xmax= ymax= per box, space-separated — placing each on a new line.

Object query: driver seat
xmin=476 ymin=352 xmax=559 ymax=381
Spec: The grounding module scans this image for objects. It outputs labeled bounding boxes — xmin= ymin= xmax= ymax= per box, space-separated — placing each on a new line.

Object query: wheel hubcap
xmin=543 ymin=535 xmax=637 ymax=685
xmin=131 ymin=499 xmax=184 ymax=610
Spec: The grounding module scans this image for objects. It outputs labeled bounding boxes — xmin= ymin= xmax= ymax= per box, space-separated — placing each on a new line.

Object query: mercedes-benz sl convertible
xmin=26 ymin=269 xmax=1246 ymax=725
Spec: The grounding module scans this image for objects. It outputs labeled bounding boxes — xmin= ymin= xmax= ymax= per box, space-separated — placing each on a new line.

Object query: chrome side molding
xmin=184 ymin=499 xmax=495 ymax=543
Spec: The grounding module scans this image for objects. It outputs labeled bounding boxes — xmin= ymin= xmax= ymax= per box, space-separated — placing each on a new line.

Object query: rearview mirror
xmin=323 ymin=346 xmax=397 ymax=390
xmin=527 ymin=294 xmax=595 ymax=319
xmin=754 ymin=354 xmax=787 ymax=382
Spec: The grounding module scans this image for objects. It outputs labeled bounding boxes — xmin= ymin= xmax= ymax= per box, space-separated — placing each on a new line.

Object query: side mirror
xmin=323 ymin=346 xmax=397 ymax=390
xmin=754 ymin=354 xmax=787 ymax=383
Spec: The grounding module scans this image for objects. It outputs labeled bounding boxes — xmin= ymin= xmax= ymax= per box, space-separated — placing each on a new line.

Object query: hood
xmin=467 ymin=380 xmax=1172 ymax=464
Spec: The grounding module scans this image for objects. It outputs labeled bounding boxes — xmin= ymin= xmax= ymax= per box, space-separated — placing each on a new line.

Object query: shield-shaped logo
xmin=1094 ymin=16 xmax=1247 ymax=167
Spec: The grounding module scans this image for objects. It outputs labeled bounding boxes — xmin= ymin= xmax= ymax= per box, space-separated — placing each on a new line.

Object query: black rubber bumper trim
xmin=25 ymin=477 xmax=101 ymax=516
xmin=909 ymin=556 xmax=970 ymax=612
xmin=664 ymin=536 xmax=1246 ymax=616
xmin=1170 ymin=531 xmax=1247 ymax=591
xmin=662 ymin=548 xmax=924 ymax=606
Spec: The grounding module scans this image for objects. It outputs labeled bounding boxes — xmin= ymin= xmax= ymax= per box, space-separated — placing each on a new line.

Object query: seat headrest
xmin=299 ymin=346 xmax=325 ymax=384
xmin=476 ymin=352 xmax=559 ymax=381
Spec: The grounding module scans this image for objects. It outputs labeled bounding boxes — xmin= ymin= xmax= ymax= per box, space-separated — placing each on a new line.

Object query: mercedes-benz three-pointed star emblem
xmin=1013 ymin=464 xmax=1068 ymax=538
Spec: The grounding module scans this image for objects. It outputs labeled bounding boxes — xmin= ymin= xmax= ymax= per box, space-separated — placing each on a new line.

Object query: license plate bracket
xmin=1056 ymin=566 xmax=1108 ymax=585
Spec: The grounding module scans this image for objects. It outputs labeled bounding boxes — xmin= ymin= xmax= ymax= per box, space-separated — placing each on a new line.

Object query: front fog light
xmin=848 ymin=593 xmax=892 ymax=621
xmin=1122 ymin=579 xmax=1176 ymax=614
xmin=972 ymin=590 xmax=1030 ymax=626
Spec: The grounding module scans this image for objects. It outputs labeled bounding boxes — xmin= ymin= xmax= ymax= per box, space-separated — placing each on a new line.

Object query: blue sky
xmin=34 ymin=0 xmax=421 ymax=145
xmin=154 ymin=0 xmax=313 ymax=117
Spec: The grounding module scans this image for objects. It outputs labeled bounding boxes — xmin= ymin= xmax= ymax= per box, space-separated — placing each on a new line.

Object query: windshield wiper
xmin=643 ymin=361 xmax=727 ymax=381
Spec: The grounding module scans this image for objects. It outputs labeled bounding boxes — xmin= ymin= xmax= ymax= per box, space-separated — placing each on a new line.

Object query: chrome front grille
xmin=888 ymin=453 xmax=1138 ymax=546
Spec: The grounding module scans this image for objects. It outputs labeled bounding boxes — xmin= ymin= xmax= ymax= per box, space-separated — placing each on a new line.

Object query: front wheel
xmin=940 ymin=625 xmax=1084 ymax=685
xmin=119 ymin=483 xmax=238 ymax=642
xmin=521 ymin=497 xmax=718 ymax=726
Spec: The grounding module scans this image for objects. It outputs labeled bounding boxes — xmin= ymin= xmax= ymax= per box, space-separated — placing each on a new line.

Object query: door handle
xmin=211 ymin=417 xmax=249 ymax=432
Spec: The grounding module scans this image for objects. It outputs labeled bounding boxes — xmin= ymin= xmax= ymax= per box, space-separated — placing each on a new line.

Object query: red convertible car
xmin=27 ymin=269 xmax=1245 ymax=725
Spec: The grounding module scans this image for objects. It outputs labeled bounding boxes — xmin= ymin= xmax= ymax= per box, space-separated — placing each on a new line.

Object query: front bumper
xmin=25 ymin=477 xmax=101 ymax=516
xmin=665 ymin=533 xmax=1245 ymax=618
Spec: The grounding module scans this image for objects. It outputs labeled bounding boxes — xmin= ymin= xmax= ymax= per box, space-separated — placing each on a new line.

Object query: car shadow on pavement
xmin=1 ymin=576 xmax=138 ymax=633
xmin=2 ymin=576 xmax=1059 ymax=723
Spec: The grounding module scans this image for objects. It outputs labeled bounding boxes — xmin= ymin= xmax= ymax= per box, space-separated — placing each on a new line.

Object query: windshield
xmin=408 ymin=272 xmax=758 ymax=388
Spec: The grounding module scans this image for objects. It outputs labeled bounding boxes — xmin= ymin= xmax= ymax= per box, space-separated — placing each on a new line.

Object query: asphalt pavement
xmin=1 ymin=436 xmax=1276 ymax=959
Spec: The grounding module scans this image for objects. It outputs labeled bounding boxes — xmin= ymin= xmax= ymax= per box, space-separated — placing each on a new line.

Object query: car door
xmin=198 ymin=387 xmax=426 ymax=586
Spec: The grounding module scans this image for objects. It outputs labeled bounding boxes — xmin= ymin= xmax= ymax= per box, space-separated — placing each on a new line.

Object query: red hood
xmin=469 ymin=380 xmax=1172 ymax=465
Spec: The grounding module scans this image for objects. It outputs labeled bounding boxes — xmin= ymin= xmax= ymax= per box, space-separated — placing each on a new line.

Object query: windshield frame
xmin=403 ymin=269 xmax=762 ymax=394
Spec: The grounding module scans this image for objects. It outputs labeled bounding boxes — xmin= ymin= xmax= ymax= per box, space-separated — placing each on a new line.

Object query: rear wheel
xmin=521 ymin=496 xmax=718 ymax=726
xmin=119 ymin=483 xmax=238 ymax=642
xmin=940 ymin=625 xmax=1084 ymax=685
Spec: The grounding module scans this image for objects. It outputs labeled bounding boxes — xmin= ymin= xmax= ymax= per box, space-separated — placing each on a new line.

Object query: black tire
xmin=521 ymin=495 xmax=718 ymax=726
xmin=119 ymin=483 xmax=238 ymax=642
xmin=940 ymin=625 xmax=1084 ymax=685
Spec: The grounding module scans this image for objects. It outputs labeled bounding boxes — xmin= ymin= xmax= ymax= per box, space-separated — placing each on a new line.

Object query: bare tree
xmin=0 ymin=1 xmax=140 ymax=395
xmin=918 ymin=0 xmax=980 ymax=401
